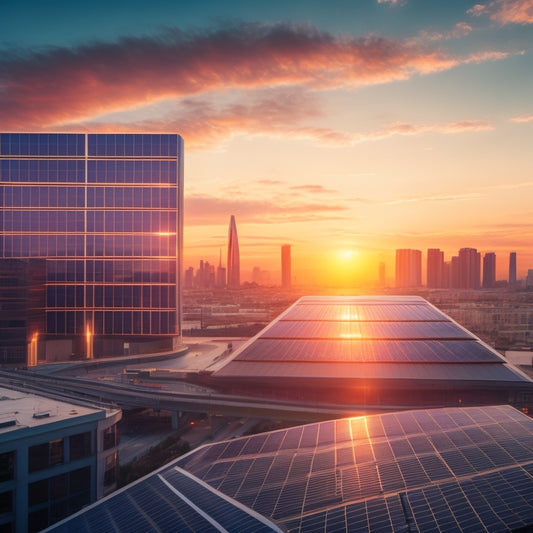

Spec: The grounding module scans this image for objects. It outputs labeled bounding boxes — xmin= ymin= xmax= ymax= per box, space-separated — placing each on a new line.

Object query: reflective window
xmin=0 ymin=490 xmax=13 ymax=514
xmin=0 ymin=451 xmax=15 ymax=482
xmin=70 ymin=432 xmax=92 ymax=461
xmin=28 ymin=439 xmax=64 ymax=472
xmin=104 ymin=452 xmax=118 ymax=488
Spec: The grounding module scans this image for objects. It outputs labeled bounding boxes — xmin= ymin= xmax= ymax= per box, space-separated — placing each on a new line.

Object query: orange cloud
xmin=59 ymin=85 xmax=493 ymax=150
xmin=184 ymin=193 xmax=350 ymax=226
xmin=290 ymin=184 xmax=338 ymax=194
xmin=0 ymin=23 xmax=510 ymax=130
xmin=511 ymin=113 xmax=533 ymax=123
xmin=468 ymin=0 xmax=533 ymax=24
xmin=383 ymin=192 xmax=485 ymax=205
xmin=288 ymin=119 xmax=493 ymax=146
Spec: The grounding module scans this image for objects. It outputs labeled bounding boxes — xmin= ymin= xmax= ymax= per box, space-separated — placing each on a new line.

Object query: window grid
xmin=0 ymin=133 xmax=181 ymax=337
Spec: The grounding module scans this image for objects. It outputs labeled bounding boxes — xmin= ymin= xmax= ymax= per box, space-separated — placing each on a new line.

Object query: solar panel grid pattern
xmin=175 ymin=405 xmax=533 ymax=532
xmin=160 ymin=468 xmax=278 ymax=532
xmin=49 ymin=475 xmax=221 ymax=533
xmin=281 ymin=303 xmax=446 ymax=322
xmin=213 ymin=360 xmax=527 ymax=382
xmin=262 ymin=319 xmax=473 ymax=340
xmin=47 ymin=406 xmax=533 ymax=532
xmin=234 ymin=339 xmax=501 ymax=363
xmin=214 ymin=295 xmax=530 ymax=385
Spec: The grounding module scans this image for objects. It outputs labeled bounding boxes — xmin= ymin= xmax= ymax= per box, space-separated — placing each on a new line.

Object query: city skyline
xmin=187 ymin=244 xmax=524 ymax=288
xmin=1 ymin=0 xmax=532 ymax=285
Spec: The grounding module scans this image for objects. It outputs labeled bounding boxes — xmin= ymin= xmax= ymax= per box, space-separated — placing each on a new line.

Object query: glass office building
xmin=0 ymin=133 xmax=184 ymax=360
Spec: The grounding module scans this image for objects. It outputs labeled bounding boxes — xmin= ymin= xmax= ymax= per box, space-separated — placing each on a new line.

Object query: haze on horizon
xmin=1 ymin=0 xmax=532 ymax=286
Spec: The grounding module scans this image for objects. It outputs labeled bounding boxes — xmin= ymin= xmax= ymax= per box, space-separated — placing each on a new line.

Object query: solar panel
xmin=161 ymin=468 xmax=280 ymax=533
xmin=262 ymin=320 xmax=473 ymax=340
xmin=47 ymin=405 xmax=533 ymax=533
xmin=235 ymin=338 xmax=500 ymax=363
xmin=280 ymin=426 xmax=303 ymax=450
xmin=283 ymin=302 xmax=447 ymax=322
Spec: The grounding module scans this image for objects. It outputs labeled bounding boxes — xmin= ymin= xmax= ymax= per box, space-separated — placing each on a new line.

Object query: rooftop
xmin=47 ymin=405 xmax=533 ymax=532
xmin=206 ymin=296 xmax=533 ymax=409
xmin=0 ymin=385 xmax=105 ymax=439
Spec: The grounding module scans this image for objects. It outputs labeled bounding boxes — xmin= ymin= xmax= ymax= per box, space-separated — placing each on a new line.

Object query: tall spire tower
xmin=227 ymin=215 xmax=240 ymax=289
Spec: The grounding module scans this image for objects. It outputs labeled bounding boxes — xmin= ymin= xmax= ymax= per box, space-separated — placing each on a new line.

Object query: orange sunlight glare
xmin=317 ymin=249 xmax=377 ymax=288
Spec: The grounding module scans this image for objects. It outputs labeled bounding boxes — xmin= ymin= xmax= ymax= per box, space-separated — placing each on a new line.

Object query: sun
xmin=339 ymin=250 xmax=357 ymax=261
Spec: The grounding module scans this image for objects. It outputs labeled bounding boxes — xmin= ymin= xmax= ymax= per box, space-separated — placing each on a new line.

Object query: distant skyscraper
xmin=442 ymin=261 xmax=451 ymax=288
xmin=395 ymin=249 xmax=422 ymax=288
xmin=509 ymin=252 xmax=517 ymax=285
xmin=252 ymin=266 xmax=262 ymax=284
xmin=526 ymin=269 xmax=533 ymax=289
xmin=281 ymin=245 xmax=291 ymax=289
xmin=195 ymin=260 xmax=215 ymax=289
xmin=457 ymin=248 xmax=481 ymax=289
xmin=227 ymin=215 xmax=240 ymax=289
xmin=216 ymin=249 xmax=226 ymax=288
xmin=184 ymin=267 xmax=194 ymax=289
xmin=482 ymin=252 xmax=496 ymax=289
xmin=451 ymin=256 xmax=460 ymax=288
xmin=427 ymin=248 xmax=444 ymax=288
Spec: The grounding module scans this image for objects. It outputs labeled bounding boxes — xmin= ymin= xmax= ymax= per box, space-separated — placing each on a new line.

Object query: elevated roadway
xmin=0 ymin=369 xmax=379 ymax=424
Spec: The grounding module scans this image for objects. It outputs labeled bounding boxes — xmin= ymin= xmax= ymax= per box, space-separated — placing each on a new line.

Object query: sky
xmin=1 ymin=0 xmax=532 ymax=286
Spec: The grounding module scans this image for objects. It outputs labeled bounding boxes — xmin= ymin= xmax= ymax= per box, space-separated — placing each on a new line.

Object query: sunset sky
xmin=1 ymin=0 xmax=532 ymax=286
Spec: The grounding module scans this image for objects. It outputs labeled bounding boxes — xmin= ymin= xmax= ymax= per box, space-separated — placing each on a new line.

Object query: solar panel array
xmin=213 ymin=296 xmax=530 ymax=388
xmin=235 ymin=339 xmax=502 ymax=363
xmin=49 ymin=465 xmax=281 ymax=533
xmin=177 ymin=405 xmax=533 ymax=532
xmin=48 ymin=405 xmax=533 ymax=532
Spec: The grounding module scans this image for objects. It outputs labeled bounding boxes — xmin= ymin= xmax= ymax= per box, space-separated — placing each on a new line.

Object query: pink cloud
xmin=0 ymin=23 xmax=508 ymax=130
xmin=468 ymin=0 xmax=533 ymax=24
xmin=75 ymin=101 xmax=494 ymax=149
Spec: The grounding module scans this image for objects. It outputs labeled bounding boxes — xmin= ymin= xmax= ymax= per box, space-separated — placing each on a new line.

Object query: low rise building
xmin=0 ymin=386 xmax=121 ymax=532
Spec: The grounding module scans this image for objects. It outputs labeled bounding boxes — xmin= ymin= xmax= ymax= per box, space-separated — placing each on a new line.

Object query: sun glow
xmin=340 ymin=333 xmax=362 ymax=339
xmin=339 ymin=250 xmax=357 ymax=261
xmin=341 ymin=313 xmax=359 ymax=321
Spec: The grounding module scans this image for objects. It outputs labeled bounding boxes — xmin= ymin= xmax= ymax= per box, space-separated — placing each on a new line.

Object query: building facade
xmin=457 ymin=247 xmax=481 ymax=289
xmin=0 ymin=259 xmax=46 ymax=366
xmin=0 ymin=386 xmax=121 ymax=533
xmin=0 ymin=133 xmax=184 ymax=361
xmin=482 ymin=252 xmax=496 ymax=289
xmin=426 ymin=248 xmax=444 ymax=288
xmin=226 ymin=215 xmax=240 ymax=289
xmin=395 ymin=249 xmax=422 ymax=288
xmin=281 ymin=244 xmax=291 ymax=289
xmin=509 ymin=251 xmax=517 ymax=285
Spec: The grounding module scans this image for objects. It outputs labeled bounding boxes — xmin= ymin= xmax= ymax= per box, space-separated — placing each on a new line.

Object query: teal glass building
xmin=0 ymin=133 xmax=183 ymax=360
